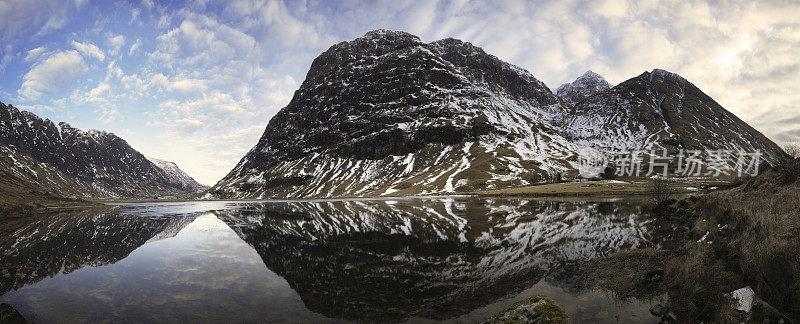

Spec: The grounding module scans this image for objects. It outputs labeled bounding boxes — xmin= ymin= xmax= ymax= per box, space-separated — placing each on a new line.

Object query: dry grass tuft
xmin=668 ymin=168 xmax=800 ymax=319
xmin=590 ymin=167 xmax=800 ymax=321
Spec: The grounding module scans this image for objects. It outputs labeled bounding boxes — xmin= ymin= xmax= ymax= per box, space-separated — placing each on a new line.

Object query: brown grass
xmin=587 ymin=168 xmax=800 ymax=321
xmin=661 ymin=169 xmax=799 ymax=320
xmin=471 ymin=179 xmax=695 ymax=197
xmin=647 ymin=177 xmax=673 ymax=204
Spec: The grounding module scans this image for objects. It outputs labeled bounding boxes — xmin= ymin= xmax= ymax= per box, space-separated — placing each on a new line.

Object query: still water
xmin=0 ymin=198 xmax=665 ymax=323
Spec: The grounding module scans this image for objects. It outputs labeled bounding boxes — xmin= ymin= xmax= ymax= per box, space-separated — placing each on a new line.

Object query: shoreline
xmin=3 ymin=178 xmax=730 ymax=212
xmin=99 ymin=178 xmax=728 ymax=204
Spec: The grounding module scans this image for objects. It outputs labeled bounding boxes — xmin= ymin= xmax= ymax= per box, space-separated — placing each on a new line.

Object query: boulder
xmin=728 ymin=286 xmax=755 ymax=312
xmin=485 ymin=295 xmax=568 ymax=323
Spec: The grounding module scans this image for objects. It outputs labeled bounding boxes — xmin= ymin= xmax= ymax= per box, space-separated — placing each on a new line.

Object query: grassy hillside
xmin=0 ymin=168 xmax=84 ymax=216
xmin=588 ymin=158 xmax=800 ymax=322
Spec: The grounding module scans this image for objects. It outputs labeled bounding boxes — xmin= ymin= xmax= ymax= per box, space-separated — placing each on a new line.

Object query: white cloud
xmin=131 ymin=8 xmax=141 ymax=23
xmin=149 ymin=15 xmax=259 ymax=69
xmin=168 ymin=78 xmax=209 ymax=93
xmin=70 ymin=82 xmax=119 ymax=122
xmin=71 ymin=40 xmax=106 ymax=60
xmin=157 ymin=14 xmax=171 ymax=29
xmin=0 ymin=45 xmax=13 ymax=73
xmin=129 ymin=38 xmax=143 ymax=55
xmin=0 ymin=0 xmax=88 ymax=45
xmin=19 ymin=50 xmax=87 ymax=100
xmin=86 ymin=82 xmax=119 ymax=122
xmin=105 ymin=33 xmax=126 ymax=55
xmin=0 ymin=0 xmax=76 ymax=42
xmin=24 ymin=46 xmax=48 ymax=62
xmin=105 ymin=61 xmax=123 ymax=81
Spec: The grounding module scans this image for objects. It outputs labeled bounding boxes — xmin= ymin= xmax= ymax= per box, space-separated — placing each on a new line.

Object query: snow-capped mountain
xmin=147 ymin=157 xmax=208 ymax=193
xmin=208 ymin=30 xmax=586 ymax=199
xmin=555 ymin=70 xmax=612 ymax=105
xmin=562 ymin=69 xmax=784 ymax=159
xmin=202 ymin=30 xmax=782 ymax=199
xmin=0 ymin=101 xmax=205 ymax=200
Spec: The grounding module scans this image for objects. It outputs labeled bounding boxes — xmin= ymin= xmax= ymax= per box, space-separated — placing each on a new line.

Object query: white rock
xmin=728 ymin=286 xmax=755 ymax=312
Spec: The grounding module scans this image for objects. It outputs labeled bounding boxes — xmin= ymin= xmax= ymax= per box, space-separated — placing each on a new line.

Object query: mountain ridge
xmin=147 ymin=157 xmax=208 ymax=192
xmin=207 ymin=30 xmax=784 ymax=199
xmin=562 ymin=68 xmax=784 ymax=160
xmin=555 ymin=70 xmax=612 ymax=105
xmin=0 ymin=101 xmax=205 ymax=202
xmin=207 ymin=29 xmax=585 ymax=199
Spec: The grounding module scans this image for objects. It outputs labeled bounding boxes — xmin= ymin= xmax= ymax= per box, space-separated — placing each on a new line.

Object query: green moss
xmin=749 ymin=300 xmax=790 ymax=323
xmin=486 ymin=295 xmax=568 ymax=324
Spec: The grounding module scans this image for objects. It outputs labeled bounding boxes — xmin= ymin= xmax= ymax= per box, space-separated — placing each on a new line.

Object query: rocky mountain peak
xmin=362 ymin=29 xmax=420 ymax=42
xmin=305 ymin=30 xmax=423 ymax=82
xmin=342 ymin=29 xmax=422 ymax=55
xmin=209 ymin=31 xmax=572 ymax=199
xmin=147 ymin=157 xmax=208 ymax=192
xmin=0 ymin=101 xmax=206 ymax=199
xmin=555 ymin=70 xmax=611 ymax=105
xmin=648 ymin=68 xmax=686 ymax=83
xmin=563 ymin=68 xmax=784 ymax=161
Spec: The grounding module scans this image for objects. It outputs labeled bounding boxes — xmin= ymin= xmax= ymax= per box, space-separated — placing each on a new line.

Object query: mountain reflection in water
xmin=0 ymin=198 xmax=662 ymax=323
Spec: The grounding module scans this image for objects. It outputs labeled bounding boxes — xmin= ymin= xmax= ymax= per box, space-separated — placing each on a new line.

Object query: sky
xmin=1 ymin=0 xmax=799 ymax=185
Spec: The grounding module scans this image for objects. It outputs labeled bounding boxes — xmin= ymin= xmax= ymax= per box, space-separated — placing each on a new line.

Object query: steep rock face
xmin=209 ymin=30 xmax=584 ymax=199
xmin=210 ymin=31 xmax=783 ymax=199
xmin=147 ymin=157 xmax=208 ymax=193
xmin=0 ymin=101 xmax=204 ymax=199
xmin=0 ymin=144 xmax=84 ymax=210
xmin=555 ymin=70 xmax=611 ymax=105
xmin=563 ymin=69 xmax=784 ymax=160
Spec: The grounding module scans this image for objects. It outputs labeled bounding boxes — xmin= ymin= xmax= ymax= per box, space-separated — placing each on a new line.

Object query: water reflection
xmin=0 ymin=198 xmax=661 ymax=323
xmin=0 ymin=208 xmax=200 ymax=296
xmin=215 ymin=199 xmax=655 ymax=322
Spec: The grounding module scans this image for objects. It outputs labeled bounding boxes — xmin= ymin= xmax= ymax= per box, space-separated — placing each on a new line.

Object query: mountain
xmin=207 ymin=30 xmax=783 ymax=199
xmin=207 ymin=30 xmax=585 ymax=199
xmin=555 ymin=70 xmax=611 ymax=105
xmin=562 ymin=69 xmax=784 ymax=159
xmin=147 ymin=157 xmax=208 ymax=193
xmin=0 ymin=101 xmax=204 ymax=202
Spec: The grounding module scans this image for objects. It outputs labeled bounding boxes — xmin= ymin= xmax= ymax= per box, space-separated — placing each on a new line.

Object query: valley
xmin=1 ymin=27 xmax=797 ymax=323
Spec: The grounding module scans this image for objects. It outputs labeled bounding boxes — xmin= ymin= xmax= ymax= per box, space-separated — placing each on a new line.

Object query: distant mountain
xmin=147 ymin=157 xmax=208 ymax=193
xmin=562 ymin=69 xmax=784 ymax=159
xmin=206 ymin=30 xmax=784 ymax=199
xmin=555 ymin=70 xmax=611 ymax=105
xmin=0 ymin=101 xmax=205 ymax=201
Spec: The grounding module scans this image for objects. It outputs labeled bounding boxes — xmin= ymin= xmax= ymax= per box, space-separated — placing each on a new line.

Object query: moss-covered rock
xmin=485 ymin=295 xmax=568 ymax=323
xmin=748 ymin=300 xmax=791 ymax=323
